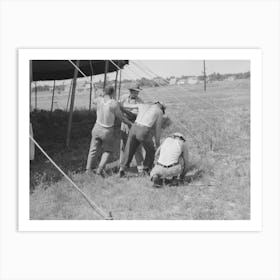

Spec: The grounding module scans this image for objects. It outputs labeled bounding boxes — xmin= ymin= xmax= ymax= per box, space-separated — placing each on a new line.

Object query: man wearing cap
xmin=86 ymin=86 xmax=133 ymax=176
xmin=119 ymin=101 xmax=166 ymax=177
xmin=119 ymin=86 xmax=144 ymax=173
xmin=150 ymin=132 xmax=188 ymax=187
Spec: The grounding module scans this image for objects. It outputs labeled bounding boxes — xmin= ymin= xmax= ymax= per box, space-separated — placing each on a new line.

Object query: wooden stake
xmin=34 ymin=81 xmax=37 ymax=110
xmin=203 ymin=60 xmax=207 ymax=92
xmin=89 ymin=75 xmax=93 ymax=112
xmin=118 ymin=69 xmax=122 ymax=100
xmin=29 ymin=60 xmax=33 ymax=112
xmin=50 ymin=80 xmax=56 ymax=113
xmin=114 ymin=70 xmax=118 ymax=100
xmin=103 ymin=60 xmax=109 ymax=90
xmin=89 ymin=60 xmax=94 ymax=112
xmin=66 ymin=79 xmax=73 ymax=112
xmin=66 ymin=60 xmax=80 ymax=148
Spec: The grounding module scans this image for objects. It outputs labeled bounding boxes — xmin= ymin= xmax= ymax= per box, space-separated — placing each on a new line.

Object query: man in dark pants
xmin=119 ymin=101 xmax=166 ymax=177
xmin=119 ymin=86 xmax=144 ymax=173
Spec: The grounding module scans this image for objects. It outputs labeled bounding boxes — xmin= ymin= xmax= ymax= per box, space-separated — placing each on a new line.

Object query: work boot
xmin=167 ymin=176 xmax=180 ymax=187
xmin=96 ymin=167 xmax=105 ymax=178
xmin=151 ymin=175 xmax=163 ymax=188
xmin=119 ymin=170 xmax=126 ymax=178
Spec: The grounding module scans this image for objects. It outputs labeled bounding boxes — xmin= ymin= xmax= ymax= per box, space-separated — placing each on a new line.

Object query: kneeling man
xmin=150 ymin=132 xmax=188 ymax=187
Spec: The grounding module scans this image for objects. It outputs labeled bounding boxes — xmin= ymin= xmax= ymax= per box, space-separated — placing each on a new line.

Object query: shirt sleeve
xmin=137 ymin=97 xmax=144 ymax=104
xmin=92 ymin=96 xmax=100 ymax=105
xmin=119 ymin=94 xmax=128 ymax=104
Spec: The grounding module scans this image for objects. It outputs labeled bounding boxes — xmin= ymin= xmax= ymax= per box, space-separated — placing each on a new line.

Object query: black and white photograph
xmin=2 ymin=1 xmax=280 ymax=279
xmin=23 ymin=50 xmax=259 ymax=225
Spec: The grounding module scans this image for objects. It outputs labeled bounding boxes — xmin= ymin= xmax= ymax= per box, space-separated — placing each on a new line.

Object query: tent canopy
xmin=31 ymin=60 xmax=129 ymax=81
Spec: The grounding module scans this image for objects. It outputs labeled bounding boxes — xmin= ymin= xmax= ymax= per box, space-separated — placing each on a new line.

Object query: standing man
xmin=86 ymin=86 xmax=132 ymax=176
xmin=150 ymin=133 xmax=188 ymax=187
xmin=119 ymin=86 xmax=144 ymax=173
xmin=119 ymin=101 xmax=166 ymax=177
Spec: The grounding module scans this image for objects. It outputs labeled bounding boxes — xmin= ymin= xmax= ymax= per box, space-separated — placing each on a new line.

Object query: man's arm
xmin=121 ymin=103 xmax=140 ymax=111
xmin=180 ymin=142 xmax=189 ymax=179
xmin=91 ymin=97 xmax=99 ymax=110
xmin=155 ymin=145 xmax=161 ymax=158
xmin=114 ymin=103 xmax=133 ymax=127
xmin=154 ymin=112 xmax=163 ymax=148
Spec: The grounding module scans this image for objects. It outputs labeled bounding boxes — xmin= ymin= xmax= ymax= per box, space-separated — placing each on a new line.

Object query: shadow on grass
xmin=30 ymin=109 xmax=192 ymax=192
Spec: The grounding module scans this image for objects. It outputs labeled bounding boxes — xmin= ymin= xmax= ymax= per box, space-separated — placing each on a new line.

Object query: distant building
xmin=186 ymin=77 xmax=199 ymax=85
xmin=177 ymin=79 xmax=187 ymax=85
xmin=226 ymin=75 xmax=236 ymax=81
xmin=169 ymin=78 xmax=177 ymax=85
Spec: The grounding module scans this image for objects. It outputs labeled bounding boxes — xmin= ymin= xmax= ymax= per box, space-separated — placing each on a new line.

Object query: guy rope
xmin=30 ymin=135 xmax=113 ymax=220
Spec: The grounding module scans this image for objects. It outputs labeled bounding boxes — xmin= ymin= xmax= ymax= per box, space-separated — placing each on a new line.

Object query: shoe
xmin=85 ymin=169 xmax=92 ymax=175
xmin=96 ymin=168 xmax=105 ymax=178
xmin=119 ymin=170 xmax=126 ymax=178
xmin=138 ymin=170 xmax=149 ymax=177
xmin=168 ymin=177 xmax=179 ymax=187
xmin=151 ymin=175 xmax=163 ymax=188
xmin=142 ymin=167 xmax=151 ymax=175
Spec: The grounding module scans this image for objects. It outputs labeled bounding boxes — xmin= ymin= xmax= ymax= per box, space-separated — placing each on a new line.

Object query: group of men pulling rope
xmin=85 ymin=85 xmax=189 ymax=188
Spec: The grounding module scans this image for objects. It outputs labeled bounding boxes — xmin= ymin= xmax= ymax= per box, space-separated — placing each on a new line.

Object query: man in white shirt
xmin=119 ymin=86 xmax=144 ymax=173
xmin=119 ymin=101 xmax=166 ymax=177
xmin=150 ymin=132 xmax=188 ymax=187
xmin=86 ymin=86 xmax=132 ymax=176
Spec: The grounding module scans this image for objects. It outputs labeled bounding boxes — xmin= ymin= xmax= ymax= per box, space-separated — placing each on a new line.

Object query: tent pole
xmin=66 ymin=79 xmax=73 ymax=112
xmin=89 ymin=75 xmax=93 ymax=112
xmin=89 ymin=60 xmax=94 ymax=112
xmin=118 ymin=69 xmax=122 ymax=100
xmin=30 ymin=60 xmax=33 ymax=112
xmin=114 ymin=70 xmax=118 ymax=100
xmin=103 ymin=60 xmax=109 ymax=90
xmin=66 ymin=60 xmax=80 ymax=148
xmin=34 ymin=81 xmax=37 ymax=110
xmin=203 ymin=60 xmax=207 ymax=92
xmin=50 ymin=80 xmax=56 ymax=113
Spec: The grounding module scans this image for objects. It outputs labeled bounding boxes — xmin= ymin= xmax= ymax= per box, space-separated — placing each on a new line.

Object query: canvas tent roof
xmin=31 ymin=60 xmax=129 ymax=81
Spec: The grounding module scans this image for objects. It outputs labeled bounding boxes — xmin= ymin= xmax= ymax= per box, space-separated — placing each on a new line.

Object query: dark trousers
xmin=120 ymin=124 xmax=155 ymax=170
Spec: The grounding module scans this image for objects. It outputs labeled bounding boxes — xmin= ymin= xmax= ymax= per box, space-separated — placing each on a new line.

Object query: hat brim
xmin=129 ymin=88 xmax=141 ymax=92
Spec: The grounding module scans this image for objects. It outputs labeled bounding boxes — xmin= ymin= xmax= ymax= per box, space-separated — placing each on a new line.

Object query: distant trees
xmin=31 ymin=84 xmax=66 ymax=92
xmin=207 ymin=71 xmax=250 ymax=82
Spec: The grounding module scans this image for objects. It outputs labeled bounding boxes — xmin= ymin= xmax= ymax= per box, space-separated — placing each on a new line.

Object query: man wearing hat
xmin=119 ymin=101 xmax=166 ymax=177
xmin=150 ymin=132 xmax=188 ymax=187
xmin=119 ymin=86 xmax=144 ymax=173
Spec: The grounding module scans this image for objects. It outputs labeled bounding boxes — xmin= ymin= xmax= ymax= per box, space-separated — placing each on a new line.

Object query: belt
xmin=134 ymin=122 xmax=149 ymax=128
xmin=157 ymin=162 xmax=179 ymax=168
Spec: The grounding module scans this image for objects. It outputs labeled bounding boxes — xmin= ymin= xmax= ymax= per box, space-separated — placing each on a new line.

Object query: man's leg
xmin=86 ymin=136 xmax=102 ymax=171
xmin=120 ymin=126 xmax=140 ymax=173
xmin=119 ymin=130 xmax=128 ymax=165
xmin=142 ymin=135 xmax=156 ymax=171
xmin=135 ymin=145 xmax=144 ymax=173
xmin=96 ymin=152 xmax=111 ymax=175
xmin=150 ymin=165 xmax=164 ymax=187
xmin=96 ymin=127 xmax=115 ymax=175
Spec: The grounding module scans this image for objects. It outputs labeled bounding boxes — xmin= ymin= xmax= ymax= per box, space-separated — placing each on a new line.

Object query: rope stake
xmin=30 ymin=135 xmax=112 ymax=220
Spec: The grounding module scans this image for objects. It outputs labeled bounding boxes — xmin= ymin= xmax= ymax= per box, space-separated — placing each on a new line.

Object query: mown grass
xmin=30 ymin=79 xmax=250 ymax=220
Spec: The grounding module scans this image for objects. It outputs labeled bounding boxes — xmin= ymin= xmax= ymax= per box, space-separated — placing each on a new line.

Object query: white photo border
xmin=18 ymin=48 xmax=262 ymax=232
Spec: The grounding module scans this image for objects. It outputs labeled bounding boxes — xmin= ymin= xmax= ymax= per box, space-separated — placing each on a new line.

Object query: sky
xmin=37 ymin=60 xmax=250 ymax=86
xmin=103 ymin=60 xmax=250 ymax=82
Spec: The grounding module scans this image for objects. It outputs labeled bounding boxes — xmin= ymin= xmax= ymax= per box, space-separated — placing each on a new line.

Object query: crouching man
xmin=150 ymin=132 xmax=188 ymax=187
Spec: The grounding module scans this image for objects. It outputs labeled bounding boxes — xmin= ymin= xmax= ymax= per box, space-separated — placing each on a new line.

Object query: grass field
xmin=30 ymin=79 xmax=250 ymax=220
